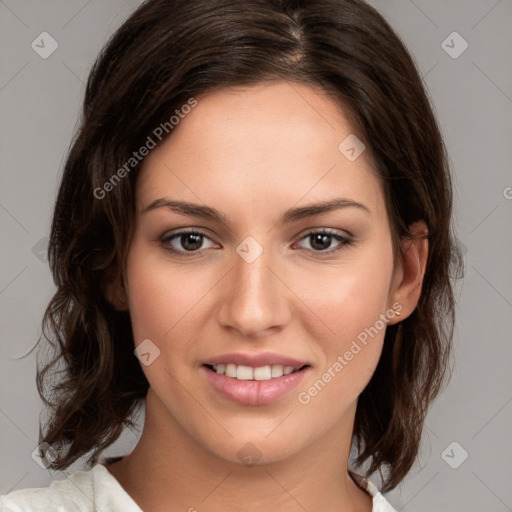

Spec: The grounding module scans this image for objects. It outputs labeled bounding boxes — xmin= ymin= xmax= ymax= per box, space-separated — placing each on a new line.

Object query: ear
xmin=387 ymin=220 xmax=429 ymax=325
xmin=104 ymin=270 xmax=129 ymax=311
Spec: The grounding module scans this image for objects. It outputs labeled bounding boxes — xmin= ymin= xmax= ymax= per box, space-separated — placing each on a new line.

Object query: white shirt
xmin=1 ymin=464 xmax=397 ymax=511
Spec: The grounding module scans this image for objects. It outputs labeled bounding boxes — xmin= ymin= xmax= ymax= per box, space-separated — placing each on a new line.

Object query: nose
xmin=217 ymin=241 xmax=291 ymax=338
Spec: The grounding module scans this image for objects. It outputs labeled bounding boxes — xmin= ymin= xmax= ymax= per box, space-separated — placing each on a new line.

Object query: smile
xmin=202 ymin=364 xmax=310 ymax=406
xmin=208 ymin=363 xmax=305 ymax=381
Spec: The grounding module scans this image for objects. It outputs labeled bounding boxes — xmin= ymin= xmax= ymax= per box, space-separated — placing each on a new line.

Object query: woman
xmin=1 ymin=0 xmax=463 ymax=510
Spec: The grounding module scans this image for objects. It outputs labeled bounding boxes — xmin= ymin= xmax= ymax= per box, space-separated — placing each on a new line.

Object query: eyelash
xmin=160 ymin=228 xmax=353 ymax=258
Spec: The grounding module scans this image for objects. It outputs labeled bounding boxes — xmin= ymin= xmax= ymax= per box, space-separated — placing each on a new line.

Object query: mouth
xmin=204 ymin=363 xmax=309 ymax=381
xmin=201 ymin=361 xmax=311 ymax=406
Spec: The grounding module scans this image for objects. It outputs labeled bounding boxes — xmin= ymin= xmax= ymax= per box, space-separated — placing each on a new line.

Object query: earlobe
xmin=387 ymin=221 xmax=429 ymax=324
xmin=104 ymin=272 xmax=129 ymax=311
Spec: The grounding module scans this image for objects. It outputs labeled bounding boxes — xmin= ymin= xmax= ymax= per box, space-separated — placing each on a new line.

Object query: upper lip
xmin=202 ymin=352 xmax=310 ymax=368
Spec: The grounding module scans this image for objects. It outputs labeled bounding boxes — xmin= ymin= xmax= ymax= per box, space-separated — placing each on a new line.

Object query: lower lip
xmin=201 ymin=365 xmax=310 ymax=406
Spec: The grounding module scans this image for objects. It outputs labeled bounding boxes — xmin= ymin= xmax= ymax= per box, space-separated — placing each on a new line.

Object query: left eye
xmin=294 ymin=229 xmax=351 ymax=253
xmin=161 ymin=229 xmax=216 ymax=254
xmin=161 ymin=228 xmax=351 ymax=256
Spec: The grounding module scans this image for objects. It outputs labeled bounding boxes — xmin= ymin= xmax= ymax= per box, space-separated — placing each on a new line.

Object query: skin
xmin=106 ymin=80 xmax=428 ymax=512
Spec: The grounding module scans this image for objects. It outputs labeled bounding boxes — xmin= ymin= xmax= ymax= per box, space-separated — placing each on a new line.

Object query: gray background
xmin=1 ymin=0 xmax=511 ymax=510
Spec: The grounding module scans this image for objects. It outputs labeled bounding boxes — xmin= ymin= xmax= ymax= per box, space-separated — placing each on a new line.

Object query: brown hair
xmin=36 ymin=0 xmax=464 ymax=492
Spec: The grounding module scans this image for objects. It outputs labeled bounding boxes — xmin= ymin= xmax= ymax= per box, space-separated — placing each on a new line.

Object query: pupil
xmin=311 ymin=233 xmax=331 ymax=251
xmin=182 ymin=233 xmax=202 ymax=251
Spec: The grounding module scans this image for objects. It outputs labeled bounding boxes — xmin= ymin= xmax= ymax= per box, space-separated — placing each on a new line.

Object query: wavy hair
xmin=36 ymin=0 xmax=464 ymax=492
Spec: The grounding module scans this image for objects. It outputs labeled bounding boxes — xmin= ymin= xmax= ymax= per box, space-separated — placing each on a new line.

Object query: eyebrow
xmin=141 ymin=197 xmax=371 ymax=224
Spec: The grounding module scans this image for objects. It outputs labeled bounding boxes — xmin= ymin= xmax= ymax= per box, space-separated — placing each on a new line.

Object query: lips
xmin=202 ymin=352 xmax=309 ymax=368
xmin=201 ymin=352 xmax=311 ymax=406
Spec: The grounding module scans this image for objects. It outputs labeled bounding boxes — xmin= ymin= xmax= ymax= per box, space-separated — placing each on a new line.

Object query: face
xmin=121 ymin=81 xmax=404 ymax=465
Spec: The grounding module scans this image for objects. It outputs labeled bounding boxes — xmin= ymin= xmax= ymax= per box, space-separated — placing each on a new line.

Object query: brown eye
xmin=161 ymin=229 xmax=217 ymax=256
xmin=296 ymin=229 xmax=352 ymax=255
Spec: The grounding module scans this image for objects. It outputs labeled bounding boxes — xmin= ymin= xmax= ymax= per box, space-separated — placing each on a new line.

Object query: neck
xmin=107 ymin=390 xmax=372 ymax=512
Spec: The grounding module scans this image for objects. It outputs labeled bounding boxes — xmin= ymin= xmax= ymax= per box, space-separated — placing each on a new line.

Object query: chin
xmin=204 ymin=435 xmax=300 ymax=467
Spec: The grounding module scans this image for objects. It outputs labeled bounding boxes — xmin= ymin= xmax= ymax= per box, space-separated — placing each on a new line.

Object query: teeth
xmin=225 ymin=363 xmax=237 ymax=378
xmin=253 ymin=366 xmax=271 ymax=380
xmin=211 ymin=363 xmax=303 ymax=380
xmin=236 ymin=365 xmax=253 ymax=380
xmin=271 ymin=365 xmax=283 ymax=378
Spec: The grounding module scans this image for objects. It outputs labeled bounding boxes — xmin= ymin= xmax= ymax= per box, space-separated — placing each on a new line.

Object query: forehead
xmin=136 ymin=81 xmax=386 ymax=222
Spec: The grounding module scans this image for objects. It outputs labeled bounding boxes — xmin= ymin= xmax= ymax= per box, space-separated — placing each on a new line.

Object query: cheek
xmin=298 ymin=249 xmax=393 ymax=343
xmin=124 ymin=244 xmax=212 ymax=403
xmin=125 ymin=243 xmax=209 ymax=344
xmin=293 ymin=239 xmax=394 ymax=394
xmin=294 ymin=290 xmax=389 ymax=418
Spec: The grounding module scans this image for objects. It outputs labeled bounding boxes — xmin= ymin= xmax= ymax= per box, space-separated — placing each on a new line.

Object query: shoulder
xmin=1 ymin=464 xmax=141 ymax=512
xmin=1 ymin=466 xmax=95 ymax=512
xmin=366 ymin=480 xmax=398 ymax=512
xmin=351 ymin=472 xmax=398 ymax=512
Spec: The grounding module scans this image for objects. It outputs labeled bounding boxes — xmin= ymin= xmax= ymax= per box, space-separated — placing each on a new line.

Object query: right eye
xmin=160 ymin=229 xmax=218 ymax=257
